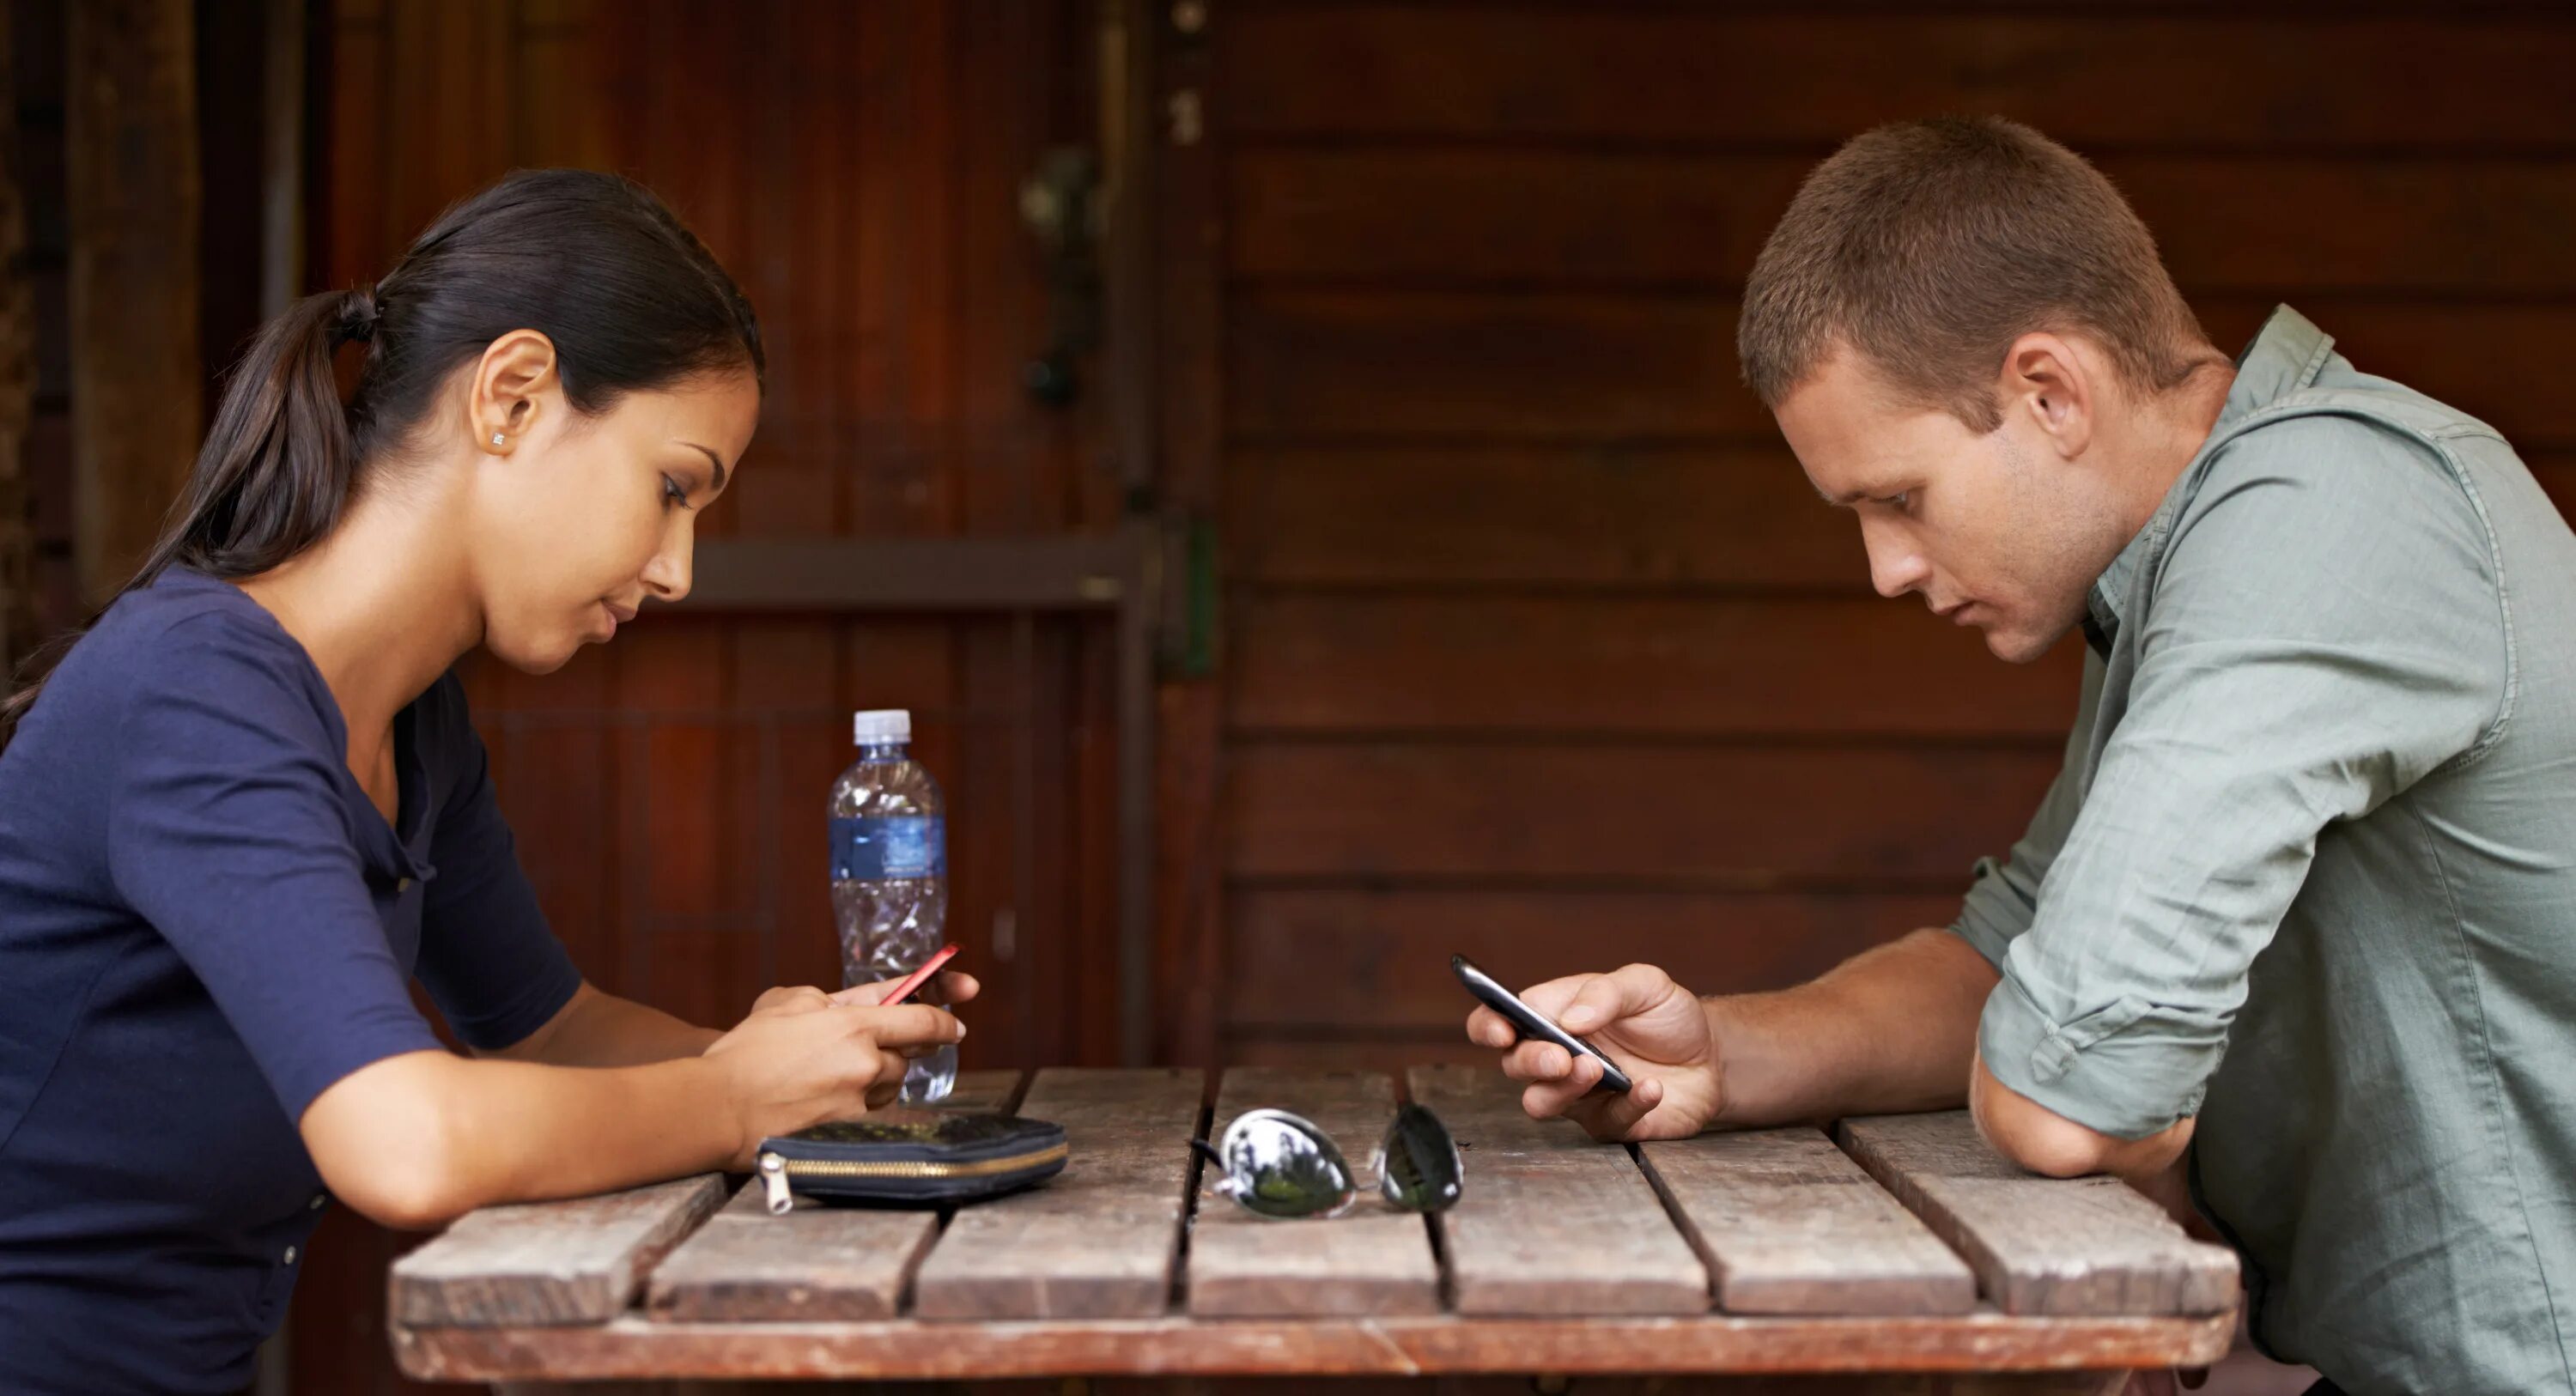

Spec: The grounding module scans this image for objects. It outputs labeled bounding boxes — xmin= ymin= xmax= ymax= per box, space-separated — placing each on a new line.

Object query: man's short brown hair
xmin=1739 ymin=116 xmax=2216 ymax=431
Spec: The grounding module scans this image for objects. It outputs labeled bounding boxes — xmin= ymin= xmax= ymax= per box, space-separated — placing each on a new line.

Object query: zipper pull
xmin=758 ymin=1153 xmax=794 ymax=1215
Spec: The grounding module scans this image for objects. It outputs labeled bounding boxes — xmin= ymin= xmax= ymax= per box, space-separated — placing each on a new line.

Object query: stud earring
xmin=491 ymin=433 xmax=506 ymax=447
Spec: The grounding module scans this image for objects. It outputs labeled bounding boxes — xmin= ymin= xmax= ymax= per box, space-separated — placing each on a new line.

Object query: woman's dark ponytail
xmin=167 ymin=286 xmax=373 ymax=578
xmin=0 ymin=170 xmax=761 ymax=751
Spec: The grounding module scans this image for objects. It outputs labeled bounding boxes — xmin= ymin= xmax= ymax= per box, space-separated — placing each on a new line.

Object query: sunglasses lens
xmin=1376 ymin=1103 xmax=1464 ymax=1213
xmin=1211 ymin=1110 xmax=1355 ymax=1219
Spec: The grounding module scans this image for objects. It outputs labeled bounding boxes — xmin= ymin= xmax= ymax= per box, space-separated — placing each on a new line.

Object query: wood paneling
xmin=1233 ymin=293 xmax=2576 ymax=446
xmin=0 ymin=0 xmax=31 ymax=669
xmin=1228 ymin=445 xmax=1863 ymax=590
xmin=1227 ymin=743 xmax=2063 ymax=883
xmin=1235 ymin=150 xmax=2576 ymax=295
xmin=1225 ymin=889 xmax=1958 ymax=1032
xmin=1230 ymin=598 xmax=2083 ymax=738
xmin=65 ymin=0 xmax=198 ymax=605
xmin=1228 ymin=450 xmax=2575 ymax=592
xmin=1220 ymin=9 xmax=2576 ymax=149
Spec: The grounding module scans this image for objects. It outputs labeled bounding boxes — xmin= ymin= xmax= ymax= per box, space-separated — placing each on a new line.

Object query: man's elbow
xmin=1973 ymin=1089 xmax=2115 ymax=1177
xmin=1969 ymin=1052 xmax=2190 ymax=1180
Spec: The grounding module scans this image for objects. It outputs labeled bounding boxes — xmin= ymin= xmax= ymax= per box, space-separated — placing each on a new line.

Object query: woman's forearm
xmin=484 ymin=982 xmax=723 ymax=1068
xmin=541 ymin=986 xmax=724 ymax=1065
xmin=305 ymin=1049 xmax=740 ymax=1229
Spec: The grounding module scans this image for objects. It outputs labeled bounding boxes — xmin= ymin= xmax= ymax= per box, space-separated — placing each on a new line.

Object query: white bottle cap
xmin=853 ymin=708 xmax=912 ymax=745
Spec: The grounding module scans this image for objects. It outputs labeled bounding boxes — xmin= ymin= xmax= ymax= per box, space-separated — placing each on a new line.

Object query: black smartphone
xmin=1451 ymin=954 xmax=1634 ymax=1096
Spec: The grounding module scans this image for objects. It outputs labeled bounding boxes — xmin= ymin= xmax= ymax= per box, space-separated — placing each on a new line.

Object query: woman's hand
xmin=700 ymin=977 xmax=974 ymax=1169
xmin=1467 ymin=962 xmax=1725 ymax=1142
xmin=747 ymin=969 xmax=981 ymax=1022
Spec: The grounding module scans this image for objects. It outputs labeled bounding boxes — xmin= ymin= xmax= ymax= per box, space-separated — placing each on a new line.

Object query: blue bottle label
xmin=830 ymin=816 xmax=945 ymax=880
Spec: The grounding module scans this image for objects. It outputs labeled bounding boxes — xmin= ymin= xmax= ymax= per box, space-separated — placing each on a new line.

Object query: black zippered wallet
xmin=755 ymin=1113 xmax=1069 ymax=1213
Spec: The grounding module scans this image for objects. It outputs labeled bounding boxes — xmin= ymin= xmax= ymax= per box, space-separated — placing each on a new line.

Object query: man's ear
xmin=1996 ymin=331 xmax=2094 ymax=459
xmin=469 ymin=330 xmax=562 ymax=453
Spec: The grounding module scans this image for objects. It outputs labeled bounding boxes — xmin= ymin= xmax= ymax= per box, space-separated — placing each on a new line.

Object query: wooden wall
xmin=303 ymin=3 xmax=1109 ymax=1390
xmin=1200 ymin=2 xmax=2576 ymax=1071
xmin=4 ymin=0 xmax=74 ymax=659
xmin=211 ymin=2 xmax=2576 ymax=1390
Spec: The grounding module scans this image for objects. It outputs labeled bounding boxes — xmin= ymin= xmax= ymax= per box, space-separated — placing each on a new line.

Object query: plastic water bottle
xmin=829 ymin=708 xmax=954 ymax=1103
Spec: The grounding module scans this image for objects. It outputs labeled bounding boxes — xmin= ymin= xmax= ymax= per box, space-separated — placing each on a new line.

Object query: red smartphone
xmin=878 ymin=942 xmax=962 ymax=1006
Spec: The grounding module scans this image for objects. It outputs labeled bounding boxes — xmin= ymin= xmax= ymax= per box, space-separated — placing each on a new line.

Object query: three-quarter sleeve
xmin=103 ymin=620 xmax=445 ymax=1120
xmin=410 ymin=676 xmax=584 ymax=1052
xmin=1978 ymin=416 xmax=2511 ymax=1138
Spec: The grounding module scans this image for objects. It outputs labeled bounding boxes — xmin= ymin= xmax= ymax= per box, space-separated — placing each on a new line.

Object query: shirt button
xmin=309 ymin=1193 xmax=327 ymax=1211
xmin=395 ymin=877 xmax=413 ymax=894
xmin=283 ymin=1246 xmax=299 ymax=1266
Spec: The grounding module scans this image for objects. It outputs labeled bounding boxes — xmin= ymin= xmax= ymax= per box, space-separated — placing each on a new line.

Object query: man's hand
xmin=1465 ymin=963 xmax=1722 ymax=1141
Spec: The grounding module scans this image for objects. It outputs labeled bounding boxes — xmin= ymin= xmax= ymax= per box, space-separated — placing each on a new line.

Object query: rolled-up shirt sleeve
xmin=1950 ymin=651 xmax=2106 ymax=968
xmin=1980 ymin=417 xmax=2511 ymax=1139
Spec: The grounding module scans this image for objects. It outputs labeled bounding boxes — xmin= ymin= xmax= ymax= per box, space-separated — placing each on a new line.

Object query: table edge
xmin=392 ymin=1308 xmax=2239 ymax=1382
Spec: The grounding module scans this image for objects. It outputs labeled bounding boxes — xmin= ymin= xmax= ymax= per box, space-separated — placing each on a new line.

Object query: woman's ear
xmin=1996 ymin=331 xmax=2094 ymax=460
xmin=470 ymin=330 xmax=562 ymax=453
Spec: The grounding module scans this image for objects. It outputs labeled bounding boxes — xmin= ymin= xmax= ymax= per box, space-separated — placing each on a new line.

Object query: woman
xmin=0 ymin=170 xmax=973 ymax=1393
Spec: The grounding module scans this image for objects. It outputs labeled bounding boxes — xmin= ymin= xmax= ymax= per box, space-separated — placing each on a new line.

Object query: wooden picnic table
xmin=389 ymin=1066 xmax=2239 ymax=1393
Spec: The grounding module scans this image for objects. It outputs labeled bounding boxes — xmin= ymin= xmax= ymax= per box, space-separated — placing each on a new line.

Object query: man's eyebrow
xmin=682 ymin=441 xmax=727 ymax=492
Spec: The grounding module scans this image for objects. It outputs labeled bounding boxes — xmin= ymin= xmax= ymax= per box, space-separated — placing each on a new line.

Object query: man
xmin=1466 ymin=116 xmax=2576 ymax=1396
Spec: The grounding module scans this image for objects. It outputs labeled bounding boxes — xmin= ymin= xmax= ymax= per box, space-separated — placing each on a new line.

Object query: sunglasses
xmin=1191 ymin=1102 xmax=1465 ymax=1220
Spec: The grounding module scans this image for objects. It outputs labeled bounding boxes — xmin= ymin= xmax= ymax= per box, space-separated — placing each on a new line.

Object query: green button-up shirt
xmin=1949 ymin=307 xmax=2576 ymax=1394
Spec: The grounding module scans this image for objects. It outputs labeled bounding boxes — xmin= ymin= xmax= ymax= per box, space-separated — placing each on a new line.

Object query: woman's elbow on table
xmin=301 ymin=1050 xmax=487 ymax=1231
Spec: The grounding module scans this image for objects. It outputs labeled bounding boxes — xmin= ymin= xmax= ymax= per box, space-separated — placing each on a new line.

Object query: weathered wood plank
xmin=642 ymin=1183 xmax=937 ymax=1324
xmin=396 ymin=1309 xmax=2236 ymax=1384
xmin=1639 ymin=1127 xmax=1976 ymax=1316
xmin=642 ymin=1070 xmax=1028 ymax=1322
xmin=908 ymin=1067 xmax=1205 ymax=1320
xmin=1407 ymin=1064 xmax=1705 ymax=1315
xmin=1187 ymin=1067 xmax=1443 ymax=1318
xmin=1231 ymin=596 xmax=2082 ymax=740
xmin=1228 ymin=743 xmax=2064 ymax=883
xmin=1837 ymin=1113 xmax=2239 ymax=1316
xmin=390 ymin=1174 xmax=726 ymax=1326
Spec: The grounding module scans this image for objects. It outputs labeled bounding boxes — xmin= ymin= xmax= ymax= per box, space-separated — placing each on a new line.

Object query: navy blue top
xmin=0 ymin=568 xmax=584 ymax=1394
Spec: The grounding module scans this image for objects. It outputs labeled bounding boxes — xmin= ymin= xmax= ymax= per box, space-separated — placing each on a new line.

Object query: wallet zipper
xmin=757 ymin=1141 xmax=1071 ymax=1215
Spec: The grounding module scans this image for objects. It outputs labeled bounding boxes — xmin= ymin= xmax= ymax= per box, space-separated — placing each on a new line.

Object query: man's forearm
xmin=1707 ymin=927 xmax=1999 ymax=1128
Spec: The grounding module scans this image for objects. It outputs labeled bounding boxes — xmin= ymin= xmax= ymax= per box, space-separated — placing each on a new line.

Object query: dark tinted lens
xmin=1376 ymin=1103 xmax=1463 ymax=1213
xmin=1213 ymin=1110 xmax=1355 ymax=1219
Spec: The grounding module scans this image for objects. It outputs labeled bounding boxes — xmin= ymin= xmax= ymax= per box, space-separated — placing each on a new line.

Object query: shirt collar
xmin=2081 ymin=305 xmax=2336 ymax=656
